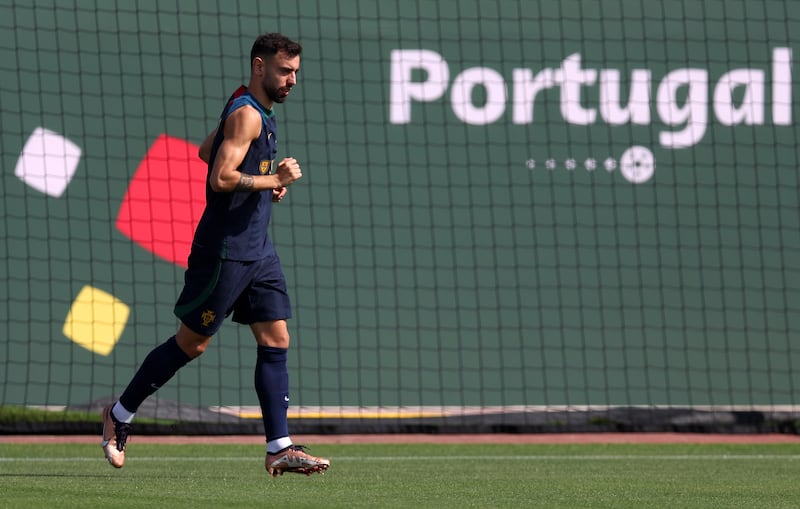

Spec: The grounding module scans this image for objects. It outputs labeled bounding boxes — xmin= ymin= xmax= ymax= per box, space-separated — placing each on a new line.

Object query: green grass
xmin=0 ymin=405 xmax=172 ymax=426
xmin=0 ymin=406 xmax=96 ymax=424
xmin=1 ymin=442 xmax=799 ymax=508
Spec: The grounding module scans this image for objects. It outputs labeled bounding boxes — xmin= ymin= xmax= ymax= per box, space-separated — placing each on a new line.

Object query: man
xmin=101 ymin=33 xmax=329 ymax=477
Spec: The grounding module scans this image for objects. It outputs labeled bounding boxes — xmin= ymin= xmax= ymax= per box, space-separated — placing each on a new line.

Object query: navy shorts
xmin=173 ymin=252 xmax=292 ymax=336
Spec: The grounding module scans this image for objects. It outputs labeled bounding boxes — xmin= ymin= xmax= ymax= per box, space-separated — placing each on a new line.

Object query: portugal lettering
xmin=390 ymin=48 xmax=793 ymax=149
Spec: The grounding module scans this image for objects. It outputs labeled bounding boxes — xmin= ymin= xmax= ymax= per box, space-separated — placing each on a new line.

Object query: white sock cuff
xmin=112 ymin=401 xmax=135 ymax=424
xmin=267 ymin=436 xmax=293 ymax=454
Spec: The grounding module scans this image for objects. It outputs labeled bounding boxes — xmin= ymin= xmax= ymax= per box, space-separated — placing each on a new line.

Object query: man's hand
xmin=276 ymin=157 xmax=302 ymax=187
xmin=273 ymin=187 xmax=287 ymax=202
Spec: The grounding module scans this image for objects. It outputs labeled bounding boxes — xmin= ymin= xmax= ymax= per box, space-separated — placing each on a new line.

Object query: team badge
xmin=259 ymin=160 xmax=274 ymax=174
xmin=201 ymin=309 xmax=216 ymax=327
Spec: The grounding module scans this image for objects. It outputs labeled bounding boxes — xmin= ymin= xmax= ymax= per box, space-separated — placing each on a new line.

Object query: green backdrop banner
xmin=1 ymin=1 xmax=799 ymax=416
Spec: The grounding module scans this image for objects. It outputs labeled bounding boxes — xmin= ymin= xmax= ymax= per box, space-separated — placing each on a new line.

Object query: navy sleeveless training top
xmin=191 ymin=85 xmax=278 ymax=261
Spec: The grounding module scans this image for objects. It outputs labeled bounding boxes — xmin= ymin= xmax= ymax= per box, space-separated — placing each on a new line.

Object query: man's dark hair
xmin=250 ymin=33 xmax=302 ymax=64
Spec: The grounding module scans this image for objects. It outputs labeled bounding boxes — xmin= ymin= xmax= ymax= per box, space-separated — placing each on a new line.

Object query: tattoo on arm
xmin=235 ymin=174 xmax=254 ymax=191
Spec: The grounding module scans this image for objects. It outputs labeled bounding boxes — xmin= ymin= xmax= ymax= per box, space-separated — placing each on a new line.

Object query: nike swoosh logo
xmin=101 ymin=439 xmax=110 ymax=447
xmin=284 ymin=396 xmax=290 ymax=402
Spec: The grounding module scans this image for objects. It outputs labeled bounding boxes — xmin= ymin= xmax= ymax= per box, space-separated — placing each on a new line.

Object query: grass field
xmin=1 ymin=442 xmax=799 ymax=508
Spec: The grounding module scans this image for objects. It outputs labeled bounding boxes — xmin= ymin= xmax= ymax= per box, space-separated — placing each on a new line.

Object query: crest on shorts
xmin=200 ymin=309 xmax=216 ymax=327
xmin=259 ymin=159 xmax=274 ymax=175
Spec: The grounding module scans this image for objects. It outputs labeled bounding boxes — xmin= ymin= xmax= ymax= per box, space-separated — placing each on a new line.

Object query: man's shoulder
xmin=227 ymin=101 xmax=263 ymax=121
xmin=224 ymin=103 xmax=263 ymax=137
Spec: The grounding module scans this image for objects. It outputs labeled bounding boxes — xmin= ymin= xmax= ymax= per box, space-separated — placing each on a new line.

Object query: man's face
xmin=259 ymin=50 xmax=300 ymax=104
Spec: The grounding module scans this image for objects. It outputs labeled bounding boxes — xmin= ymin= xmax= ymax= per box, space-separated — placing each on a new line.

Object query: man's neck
xmin=247 ymin=82 xmax=274 ymax=111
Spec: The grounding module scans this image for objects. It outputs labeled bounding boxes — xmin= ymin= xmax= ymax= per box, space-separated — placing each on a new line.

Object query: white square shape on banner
xmin=14 ymin=127 xmax=82 ymax=197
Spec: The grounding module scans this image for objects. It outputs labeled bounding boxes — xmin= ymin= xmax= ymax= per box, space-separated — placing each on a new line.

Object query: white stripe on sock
xmin=267 ymin=437 xmax=293 ymax=454
xmin=112 ymin=401 xmax=135 ymax=423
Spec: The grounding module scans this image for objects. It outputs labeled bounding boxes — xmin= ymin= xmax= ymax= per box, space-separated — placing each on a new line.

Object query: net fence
xmin=2 ymin=0 xmax=800 ymax=434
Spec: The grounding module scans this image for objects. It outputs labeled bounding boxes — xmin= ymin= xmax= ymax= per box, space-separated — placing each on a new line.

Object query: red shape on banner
xmin=116 ymin=134 xmax=206 ymax=268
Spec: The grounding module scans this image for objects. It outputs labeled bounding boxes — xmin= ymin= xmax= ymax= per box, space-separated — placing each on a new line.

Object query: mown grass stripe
xmin=2 ymin=454 xmax=800 ymax=462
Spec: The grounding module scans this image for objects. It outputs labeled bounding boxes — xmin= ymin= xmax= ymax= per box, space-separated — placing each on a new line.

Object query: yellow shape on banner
xmin=63 ymin=285 xmax=129 ymax=356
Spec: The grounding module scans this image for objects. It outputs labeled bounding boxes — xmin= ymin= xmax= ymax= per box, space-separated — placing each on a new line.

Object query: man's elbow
xmin=210 ymin=169 xmax=248 ymax=192
xmin=209 ymin=176 xmax=232 ymax=193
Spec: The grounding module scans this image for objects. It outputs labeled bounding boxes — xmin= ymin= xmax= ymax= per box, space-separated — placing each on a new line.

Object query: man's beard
xmin=266 ymin=84 xmax=290 ymax=103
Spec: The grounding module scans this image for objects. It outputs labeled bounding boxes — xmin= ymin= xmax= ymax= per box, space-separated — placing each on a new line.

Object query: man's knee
xmin=176 ymin=324 xmax=212 ymax=359
xmin=252 ymin=320 xmax=290 ymax=349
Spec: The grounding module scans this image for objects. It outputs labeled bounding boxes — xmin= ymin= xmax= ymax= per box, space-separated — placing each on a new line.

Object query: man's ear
xmin=252 ymin=56 xmax=264 ymax=75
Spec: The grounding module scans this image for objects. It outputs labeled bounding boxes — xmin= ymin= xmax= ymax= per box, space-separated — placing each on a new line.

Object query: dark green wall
xmin=2 ymin=0 xmax=799 ymax=409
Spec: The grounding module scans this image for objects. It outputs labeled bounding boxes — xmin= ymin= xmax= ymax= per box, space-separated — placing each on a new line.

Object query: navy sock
xmin=119 ymin=336 xmax=192 ymax=412
xmin=254 ymin=345 xmax=290 ymax=443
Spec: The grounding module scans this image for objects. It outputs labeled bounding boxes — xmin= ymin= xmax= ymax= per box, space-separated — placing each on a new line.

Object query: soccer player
xmin=101 ymin=32 xmax=329 ymax=477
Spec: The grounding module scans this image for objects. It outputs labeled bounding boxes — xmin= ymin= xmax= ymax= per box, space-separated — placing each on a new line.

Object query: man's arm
xmin=208 ymin=106 xmax=302 ymax=193
xmin=198 ymin=127 xmax=217 ymax=164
